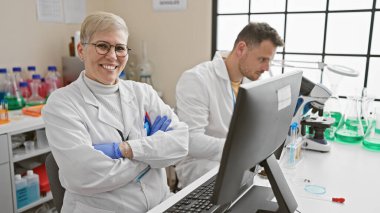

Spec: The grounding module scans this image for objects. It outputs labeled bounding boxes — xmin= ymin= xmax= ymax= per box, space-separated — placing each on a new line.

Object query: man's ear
xmin=235 ymin=41 xmax=247 ymax=58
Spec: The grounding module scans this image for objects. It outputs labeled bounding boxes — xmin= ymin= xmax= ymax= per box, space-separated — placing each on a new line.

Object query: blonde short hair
xmin=80 ymin=11 xmax=128 ymax=44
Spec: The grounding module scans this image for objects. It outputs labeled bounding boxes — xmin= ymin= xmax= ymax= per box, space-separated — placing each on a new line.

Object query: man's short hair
xmin=233 ymin=22 xmax=284 ymax=49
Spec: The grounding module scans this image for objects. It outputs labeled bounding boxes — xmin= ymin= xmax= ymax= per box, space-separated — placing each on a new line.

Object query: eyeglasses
xmin=83 ymin=41 xmax=131 ymax=57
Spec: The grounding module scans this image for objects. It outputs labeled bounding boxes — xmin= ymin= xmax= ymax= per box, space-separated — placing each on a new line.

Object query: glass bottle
xmin=4 ymin=70 xmax=25 ymax=110
xmin=45 ymin=66 xmax=59 ymax=98
xmin=26 ymin=66 xmax=37 ymax=95
xmin=335 ymin=96 xmax=365 ymax=144
xmin=12 ymin=67 xmax=24 ymax=89
xmin=19 ymin=81 xmax=31 ymax=99
xmin=0 ymin=68 xmax=10 ymax=102
xmin=26 ymin=74 xmax=45 ymax=106
xmin=46 ymin=66 xmax=63 ymax=88
xmin=137 ymin=41 xmax=154 ymax=86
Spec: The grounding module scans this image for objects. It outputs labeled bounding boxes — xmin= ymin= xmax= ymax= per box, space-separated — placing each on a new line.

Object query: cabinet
xmin=0 ymin=113 xmax=52 ymax=213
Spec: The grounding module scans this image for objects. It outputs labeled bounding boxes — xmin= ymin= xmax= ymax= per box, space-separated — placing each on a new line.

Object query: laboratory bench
xmin=149 ymin=141 xmax=380 ymax=213
xmin=0 ymin=111 xmax=52 ymax=213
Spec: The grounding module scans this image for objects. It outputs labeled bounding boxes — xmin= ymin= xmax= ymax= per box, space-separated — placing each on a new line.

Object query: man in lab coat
xmin=43 ymin=12 xmax=188 ymax=213
xmin=175 ymin=22 xmax=284 ymax=188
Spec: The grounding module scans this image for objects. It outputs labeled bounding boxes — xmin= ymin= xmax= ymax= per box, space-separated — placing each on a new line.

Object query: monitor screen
xmin=212 ymin=70 xmax=302 ymax=212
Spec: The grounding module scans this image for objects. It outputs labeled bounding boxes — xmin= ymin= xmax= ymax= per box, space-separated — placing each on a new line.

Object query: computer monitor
xmin=212 ymin=70 xmax=302 ymax=212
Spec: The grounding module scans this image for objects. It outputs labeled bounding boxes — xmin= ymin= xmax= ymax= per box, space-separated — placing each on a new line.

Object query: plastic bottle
xmin=19 ymin=81 xmax=31 ymax=99
xmin=15 ymin=174 xmax=28 ymax=209
xmin=26 ymin=74 xmax=45 ymax=106
xmin=25 ymin=170 xmax=40 ymax=203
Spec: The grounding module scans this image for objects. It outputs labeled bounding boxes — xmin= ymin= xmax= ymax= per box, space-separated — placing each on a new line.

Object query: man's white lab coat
xmin=43 ymin=71 xmax=188 ymax=213
xmin=175 ymin=51 xmax=236 ymax=188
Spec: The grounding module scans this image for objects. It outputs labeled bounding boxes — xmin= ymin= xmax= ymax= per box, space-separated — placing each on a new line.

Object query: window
xmin=213 ymin=0 xmax=380 ymax=101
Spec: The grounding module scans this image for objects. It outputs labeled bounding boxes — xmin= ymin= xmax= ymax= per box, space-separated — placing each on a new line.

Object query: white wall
xmin=0 ymin=0 xmax=212 ymax=106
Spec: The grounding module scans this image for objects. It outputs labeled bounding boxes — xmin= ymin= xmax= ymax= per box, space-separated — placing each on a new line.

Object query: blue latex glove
xmin=149 ymin=115 xmax=172 ymax=136
xmin=93 ymin=143 xmax=123 ymax=159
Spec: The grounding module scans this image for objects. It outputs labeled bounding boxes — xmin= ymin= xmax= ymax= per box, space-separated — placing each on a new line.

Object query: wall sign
xmin=152 ymin=0 xmax=187 ymax=11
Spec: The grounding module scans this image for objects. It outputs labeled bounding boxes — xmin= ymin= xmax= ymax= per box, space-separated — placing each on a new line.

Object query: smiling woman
xmin=78 ymin=12 xmax=130 ymax=85
xmin=42 ymin=11 xmax=189 ymax=213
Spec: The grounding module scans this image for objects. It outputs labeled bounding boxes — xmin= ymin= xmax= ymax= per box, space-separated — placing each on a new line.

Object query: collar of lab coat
xmin=212 ymin=51 xmax=230 ymax=82
xmin=75 ymin=71 xmax=138 ymax=138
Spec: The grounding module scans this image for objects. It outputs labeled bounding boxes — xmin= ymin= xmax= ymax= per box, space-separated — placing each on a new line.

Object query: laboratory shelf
xmin=17 ymin=192 xmax=53 ymax=213
xmin=0 ymin=113 xmax=53 ymax=213
xmin=13 ymin=145 xmax=50 ymax=163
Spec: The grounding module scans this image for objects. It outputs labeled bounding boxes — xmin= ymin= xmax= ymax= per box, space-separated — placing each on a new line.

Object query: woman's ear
xmin=77 ymin=42 xmax=84 ymax=61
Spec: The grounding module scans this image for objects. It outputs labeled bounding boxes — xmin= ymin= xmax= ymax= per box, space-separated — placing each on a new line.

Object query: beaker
xmin=323 ymin=95 xmax=343 ymax=140
xmin=335 ymin=96 xmax=365 ymax=144
xmin=362 ymin=107 xmax=380 ymax=151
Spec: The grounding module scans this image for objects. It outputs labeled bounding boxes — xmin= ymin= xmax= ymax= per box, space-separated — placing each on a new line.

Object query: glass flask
xmin=323 ymin=95 xmax=343 ymax=141
xmin=362 ymin=107 xmax=380 ymax=151
xmin=335 ymin=96 xmax=366 ymax=144
xmin=26 ymin=74 xmax=45 ymax=106
xmin=4 ymin=71 xmax=25 ymax=110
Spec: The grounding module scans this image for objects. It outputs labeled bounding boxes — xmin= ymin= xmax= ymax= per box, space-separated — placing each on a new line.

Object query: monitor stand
xmin=226 ymin=154 xmax=298 ymax=213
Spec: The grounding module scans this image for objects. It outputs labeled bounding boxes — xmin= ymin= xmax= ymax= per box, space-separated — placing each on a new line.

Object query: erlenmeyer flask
xmin=335 ymin=96 xmax=365 ymax=144
xmin=322 ymin=72 xmax=342 ymax=141
xmin=323 ymin=95 xmax=342 ymax=140
xmin=362 ymin=107 xmax=380 ymax=151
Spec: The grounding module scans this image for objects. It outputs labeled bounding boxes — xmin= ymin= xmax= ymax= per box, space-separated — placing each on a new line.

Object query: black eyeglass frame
xmin=83 ymin=41 xmax=132 ymax=57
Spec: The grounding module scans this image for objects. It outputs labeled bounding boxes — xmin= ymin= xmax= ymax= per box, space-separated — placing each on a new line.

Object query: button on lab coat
xmin=42 ymin=71 xmax=188 ymax=213
xmin=175 ymin=51 xmax=239 ymax=188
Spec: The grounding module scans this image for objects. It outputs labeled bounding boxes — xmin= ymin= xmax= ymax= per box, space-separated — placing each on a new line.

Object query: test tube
xmin=0 ymin=101 xmax=9 ymax=124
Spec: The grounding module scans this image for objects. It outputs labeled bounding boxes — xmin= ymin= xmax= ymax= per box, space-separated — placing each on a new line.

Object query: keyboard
xmin=164 ymin=175 xmax=219 ymax=213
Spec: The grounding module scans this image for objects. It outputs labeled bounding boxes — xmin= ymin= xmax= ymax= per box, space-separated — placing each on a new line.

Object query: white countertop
xmin=150 ymin=141 xmax=380 ymax=213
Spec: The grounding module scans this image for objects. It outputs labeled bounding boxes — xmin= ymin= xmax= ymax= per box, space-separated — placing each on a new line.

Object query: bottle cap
xmin=15 ymin=174 xmax=22 ymax=180
xmin=13 ymin=67 xmax=22 ymax=72
xmin=0 ymin=68 xmax=7 ymax=73
xmin=48 ymin=66 xmax=57 ymax=71
xmin=19 ymin=82 xmax=28 ymax=87
xmin=32 ymin=74 xmax=41 ymax=79
xmin=27 ymin=170 xmax=34 ymax=176
xmin=27 ymin=66 xmax=36 ymax=71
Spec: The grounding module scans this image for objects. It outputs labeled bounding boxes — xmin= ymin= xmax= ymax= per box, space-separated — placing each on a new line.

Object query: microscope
xmin=291 ymin=77 xmax=335 ymax=152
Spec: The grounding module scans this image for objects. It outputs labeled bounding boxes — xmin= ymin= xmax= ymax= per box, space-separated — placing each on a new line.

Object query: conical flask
xmin=362 ymin=107 xmax=380 ymax=151
xmin=335 ymin=96 xmax=365 ymax=144
xmin=323 ymin=95 xmax=342 ymax=140
xmin=322 ymin=74 xmax=342 ymax=141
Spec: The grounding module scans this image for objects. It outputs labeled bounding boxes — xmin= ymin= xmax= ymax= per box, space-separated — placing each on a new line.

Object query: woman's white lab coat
xmin=175 ymin=51 xmax=236 ymax=188
xmin=42 ymin=71 xmax=188 ymax=213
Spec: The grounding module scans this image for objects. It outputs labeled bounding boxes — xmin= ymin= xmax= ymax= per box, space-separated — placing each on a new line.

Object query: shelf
xmin=13 ymin=145 xmax=50 ymax=163
xmin=17 ymin=192 xmax=53 ymax=213
xmin=0 ymin=111 xmax=44 ymax=135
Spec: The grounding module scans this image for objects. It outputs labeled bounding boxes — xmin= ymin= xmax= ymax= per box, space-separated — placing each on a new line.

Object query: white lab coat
xmin=42 ymin=71 xmax=188 ymax=213
xmin=175 ymin=51 xmax=245 ymax=188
